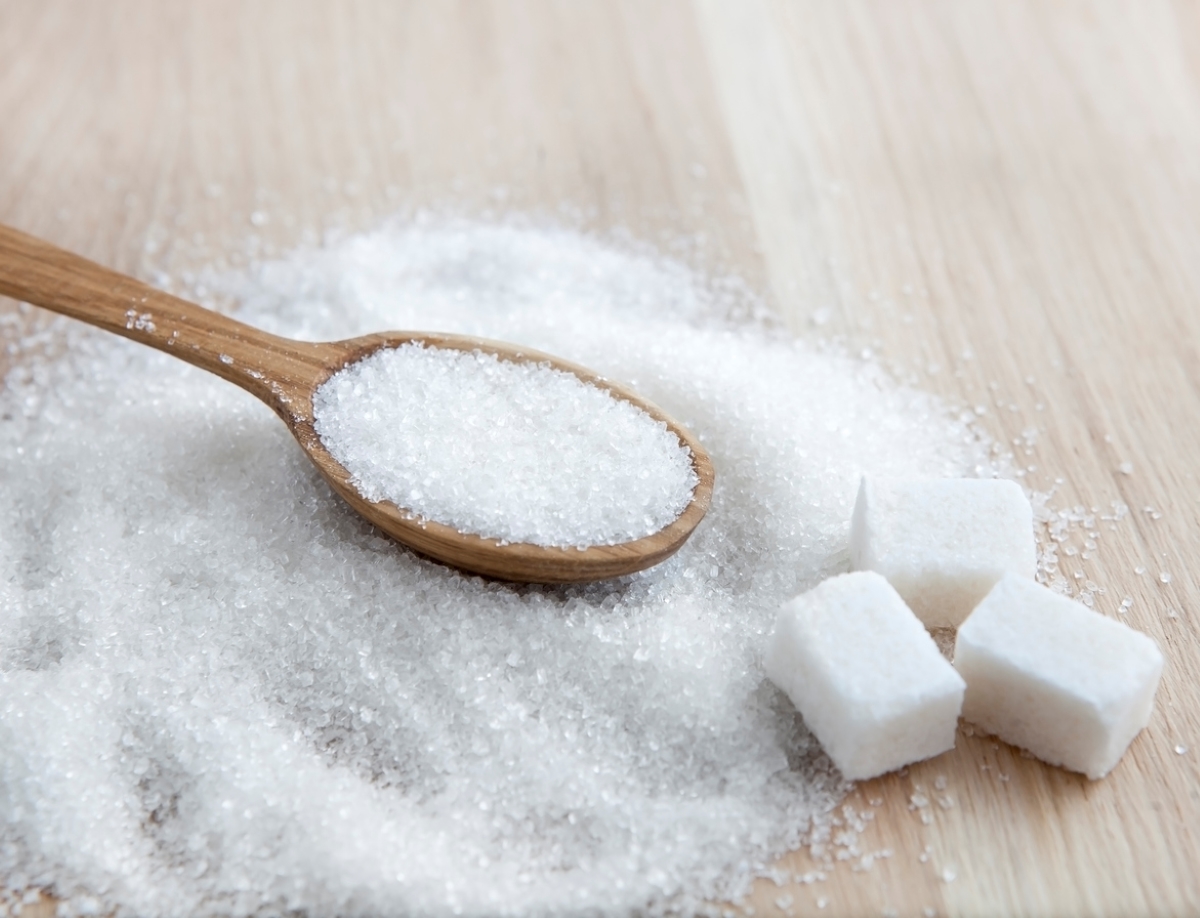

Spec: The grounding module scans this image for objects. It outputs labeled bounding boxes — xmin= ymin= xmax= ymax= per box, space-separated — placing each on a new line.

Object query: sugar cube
xmin=850 ymin=476 xmax=1035 ymax=628
xmin=765 ymin=571 xmax=966 ymax=780
xmin=954 ymin=574 xmax=1164 ymax=779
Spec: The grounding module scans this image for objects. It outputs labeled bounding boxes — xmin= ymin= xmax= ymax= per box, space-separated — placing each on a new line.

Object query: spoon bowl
xmin=0 ymin=223 xmax=713 ymax=582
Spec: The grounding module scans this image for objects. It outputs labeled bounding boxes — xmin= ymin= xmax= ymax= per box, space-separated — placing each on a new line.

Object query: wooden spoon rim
xmin=292 ymin=332 xmax=715 ymax=583
xmin=0 ymin=222 xmax=713 ymax=584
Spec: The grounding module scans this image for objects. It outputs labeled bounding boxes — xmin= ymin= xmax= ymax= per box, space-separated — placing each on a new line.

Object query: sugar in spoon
xmin=0 ymin=223 xmax=713 ymax=583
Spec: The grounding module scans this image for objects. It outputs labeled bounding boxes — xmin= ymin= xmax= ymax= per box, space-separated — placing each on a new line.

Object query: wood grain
xmin=1 ymin=1 xmax=1197 ymax=915
xmin=696 ymin=4 xmax=1200 ymax=914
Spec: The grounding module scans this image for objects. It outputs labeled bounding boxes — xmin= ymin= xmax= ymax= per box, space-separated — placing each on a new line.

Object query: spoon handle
xmin=0 ymin=223 xmax=342 ymax=417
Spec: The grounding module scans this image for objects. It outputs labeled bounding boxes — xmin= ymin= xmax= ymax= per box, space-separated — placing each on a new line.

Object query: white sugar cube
xmin=954 ymin=575 xmax=1164 ymax=779
xmin=850 ymin=477 xmax=1035 ymax=628
xmin=765 ymin=571 xmax=966 ymax=781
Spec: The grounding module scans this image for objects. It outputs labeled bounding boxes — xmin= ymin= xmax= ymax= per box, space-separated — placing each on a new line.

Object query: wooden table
xmin=2 ymin=3 xmax=1198 ymax=915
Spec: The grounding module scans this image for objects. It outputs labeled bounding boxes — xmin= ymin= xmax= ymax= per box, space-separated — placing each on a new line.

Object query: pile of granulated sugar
xmin=312 ymin=343 xmax=698 ymax=547
xmin=0 ymin=218 xmax=995 ymax=917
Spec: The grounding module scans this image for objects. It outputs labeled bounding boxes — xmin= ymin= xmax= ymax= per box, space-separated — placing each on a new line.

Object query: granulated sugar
xmin=312 ymin=344 xmax=697 ymax=547
xmin=0 ymin=218 xmax=994 ymax=917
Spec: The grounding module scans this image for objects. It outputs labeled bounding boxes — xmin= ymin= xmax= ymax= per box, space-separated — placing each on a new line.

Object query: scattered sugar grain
xmin=313 ymin=344 xmax=696 ymax=547
xmin=0 ymin=219 xmax=999 ymax=917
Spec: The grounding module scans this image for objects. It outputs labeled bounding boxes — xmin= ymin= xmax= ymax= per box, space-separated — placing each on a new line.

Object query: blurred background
xmin=2 ymin=2 xmax=1199 ymax=915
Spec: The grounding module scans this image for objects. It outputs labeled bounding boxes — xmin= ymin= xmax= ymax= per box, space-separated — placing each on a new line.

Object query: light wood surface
xmin=1 ymin=2 xmax=1198 ymax=915
xmin=0 ymin=223 xmax=713 ymax=582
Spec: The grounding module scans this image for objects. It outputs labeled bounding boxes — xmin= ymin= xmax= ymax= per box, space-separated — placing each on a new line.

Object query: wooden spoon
xmin=0 ymin=223 xmax=714 ymax=583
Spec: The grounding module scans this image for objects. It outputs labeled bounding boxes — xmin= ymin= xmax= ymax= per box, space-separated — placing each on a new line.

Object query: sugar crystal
xmin=0 ymin=218 xmax=998 ymax=916
xmin=313 ymin=344 xmax=696 ymax=547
